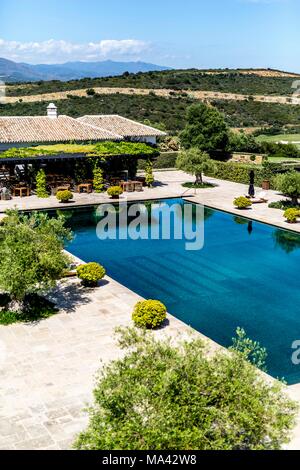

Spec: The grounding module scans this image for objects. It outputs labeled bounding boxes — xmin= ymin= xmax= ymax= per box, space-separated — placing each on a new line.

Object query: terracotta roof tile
xmin=78 ymin=115 xmax=167 ymax=138
xmin=0 ymin=115 xmax=122 ymax=144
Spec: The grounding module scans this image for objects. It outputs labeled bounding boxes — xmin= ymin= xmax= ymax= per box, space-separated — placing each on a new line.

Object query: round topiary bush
xmin=233 ymin=196 xmax=252 ymax=209
xmin=132 ymin=299 xmax=167 ymax=329
xmin=77 ymin=262 xmax=106 ymax=287
xmin=107 ymin=186 xmax=123 ymax=199
xmin=284 ymin=208 xmax=300 ymax=223
xmin=56 ymin=190 xmax=73 ymax=203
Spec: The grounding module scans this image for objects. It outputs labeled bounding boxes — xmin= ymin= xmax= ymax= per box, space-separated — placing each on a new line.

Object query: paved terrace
xmin=1 ymin=170 xmax=300 ymax=450
xmin=0 ymin=170 xmax=297 ymax=235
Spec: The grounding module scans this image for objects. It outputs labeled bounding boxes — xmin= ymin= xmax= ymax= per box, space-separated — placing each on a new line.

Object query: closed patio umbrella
xmin=248 ymin=170 xmax=255 ymax=197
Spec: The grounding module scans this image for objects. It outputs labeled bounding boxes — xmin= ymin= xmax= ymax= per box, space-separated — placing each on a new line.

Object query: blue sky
xmin=0 ymin=0 xmax=299 ymax=71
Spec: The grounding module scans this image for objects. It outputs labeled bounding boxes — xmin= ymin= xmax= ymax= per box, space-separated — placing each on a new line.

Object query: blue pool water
xmin=62 ymin=198 xmax=300 ymax=384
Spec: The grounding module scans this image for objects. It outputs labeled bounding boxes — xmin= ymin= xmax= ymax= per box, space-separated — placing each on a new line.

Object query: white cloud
xmin=0 ymin=38 xmax=150 ymax=64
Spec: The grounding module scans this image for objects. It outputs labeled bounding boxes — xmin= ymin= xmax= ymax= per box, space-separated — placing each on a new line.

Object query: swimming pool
xmin=62 ymin=198 xmax=300 ymax=384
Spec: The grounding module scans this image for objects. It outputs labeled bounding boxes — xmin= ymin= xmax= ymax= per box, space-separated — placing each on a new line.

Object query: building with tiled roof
xmin=77 ymin=115 xmax=167 ymax=144
xmin=0 ymin=104 xmax=165 ymax=151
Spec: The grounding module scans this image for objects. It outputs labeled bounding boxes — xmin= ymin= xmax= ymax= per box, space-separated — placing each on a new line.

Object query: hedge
xmin=138 ymin=152 xmax=178 ymax=170
xmin=205 ymin=161 xmax=282 ymax=189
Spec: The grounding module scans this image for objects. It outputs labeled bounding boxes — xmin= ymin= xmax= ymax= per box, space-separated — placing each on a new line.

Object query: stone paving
xmin=0 ymin=277 xmax=204 ymax=450
xmin=1 ymin=170 xmax=300 ymax=450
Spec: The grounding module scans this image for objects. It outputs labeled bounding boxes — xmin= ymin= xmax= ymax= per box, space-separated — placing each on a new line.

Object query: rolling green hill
xmin=1 ymin=93 xmax=300 ymax=133
xmin=7 ymin=68 xmax=299 ymax=97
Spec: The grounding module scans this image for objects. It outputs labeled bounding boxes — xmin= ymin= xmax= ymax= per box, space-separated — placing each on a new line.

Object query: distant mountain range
xmin=0 ymin=58 xmax=170 ymax=82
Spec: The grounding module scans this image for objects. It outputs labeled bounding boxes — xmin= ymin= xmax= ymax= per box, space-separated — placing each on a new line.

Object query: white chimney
xmin=47 ymin=103 xmax=58 ymax=119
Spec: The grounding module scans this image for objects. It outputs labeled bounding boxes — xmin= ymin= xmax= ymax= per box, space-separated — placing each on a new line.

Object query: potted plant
xmin=284 ymin=208 xmax=300 ymax=224
xmin=233 ymin=196 xmax=252 ymax=210
xmin=56 ymin=190 xmax=73 ymax=203
xmin=132 ymin=299 xmax=167 ymax=329
xmin=107 ymin=186 xmax=123 ymax=199
xmin=76 ymin=262 xmax=106 ymax=287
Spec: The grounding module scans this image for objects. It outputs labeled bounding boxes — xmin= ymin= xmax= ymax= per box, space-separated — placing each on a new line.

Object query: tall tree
xmin=180 ymin=102 xmax=229 ymax=153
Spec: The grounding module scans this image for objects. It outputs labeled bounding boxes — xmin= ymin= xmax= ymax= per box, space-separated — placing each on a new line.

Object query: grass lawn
xmin=182 ymin=182 xmax=216 ymax=189
xmin=256 ymin=134 xmax=300 ymax=149
xmin=0 ymin=294 xmax=58 ymax=325
xmin=267 ymin=156 xmax=300 ymax=163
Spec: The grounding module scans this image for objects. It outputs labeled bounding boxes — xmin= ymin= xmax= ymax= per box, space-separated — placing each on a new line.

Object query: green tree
xmin=274 ymin=171 xmax=300 ymax=206
xmin=180 ymin=102 xmax=229 ymax=153
xmin=227 ymin=130 xmax=261 ymax=153
xmin=74 ymin=327 xmax=297 ymax=450
xmin=0 ymin=211 xmax=72 ymax=309
xmin=36 ymin=169 xmax=49 ymax=198
xmin=176 ymin=148 xmax=216 ymax=184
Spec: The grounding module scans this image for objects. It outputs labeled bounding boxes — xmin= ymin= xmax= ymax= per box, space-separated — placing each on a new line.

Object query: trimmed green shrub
xmin=284 ymin=208 xmax=300 ymax=223
xmin=56 ymin=190 xmax=73 ymax=203
xmin=145 ymin=160 xmax=154 ymax=187
xmin=233 ymin=196 xmax=252 ymax=209
xmin=77 ymin=262 xmax=106 ymax=287
xmin=107 ymin=186 xmax=123 ymax=198
xmin=93 ymin=165 xmax=105 ymax=193
xmin=36 ymin=169 xmax=49 ymax=198
xmin=132 ymin=299 xmax=167 ymax=329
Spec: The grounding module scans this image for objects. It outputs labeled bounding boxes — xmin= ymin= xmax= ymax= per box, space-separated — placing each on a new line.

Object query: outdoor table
xmin=13 ymin=186 xmax=30 ymax=197
xmin=77 ymin=183 xmax=93 ymax=194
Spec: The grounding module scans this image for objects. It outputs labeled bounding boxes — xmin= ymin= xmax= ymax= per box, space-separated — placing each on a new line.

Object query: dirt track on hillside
xmin=3 ymin=86 xmax=300 ymax=106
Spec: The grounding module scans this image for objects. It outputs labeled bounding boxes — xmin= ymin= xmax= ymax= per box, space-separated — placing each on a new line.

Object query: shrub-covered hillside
xmin=7 ymin=69 xmax=298 ymax=97
xmin=1 ymin=93 xmax=300 ymax=133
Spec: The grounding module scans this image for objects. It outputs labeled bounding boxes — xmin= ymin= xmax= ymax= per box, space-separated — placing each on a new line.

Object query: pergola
xmin=0 ymin=142 xmax=159 ymax=197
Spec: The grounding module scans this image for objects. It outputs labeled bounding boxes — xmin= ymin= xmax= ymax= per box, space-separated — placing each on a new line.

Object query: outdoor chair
xmin=121 ymin=181 xmax=135 ymax=192
xmin=136 ymin=176 xmax=146 ymax=187
xmin=77 ymin=183 xmax=93 ymax=194
xmin=133 ymin=181 xmax=143 ymax=192
xmin=246 ymin=191 xmax=268 ymax=204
